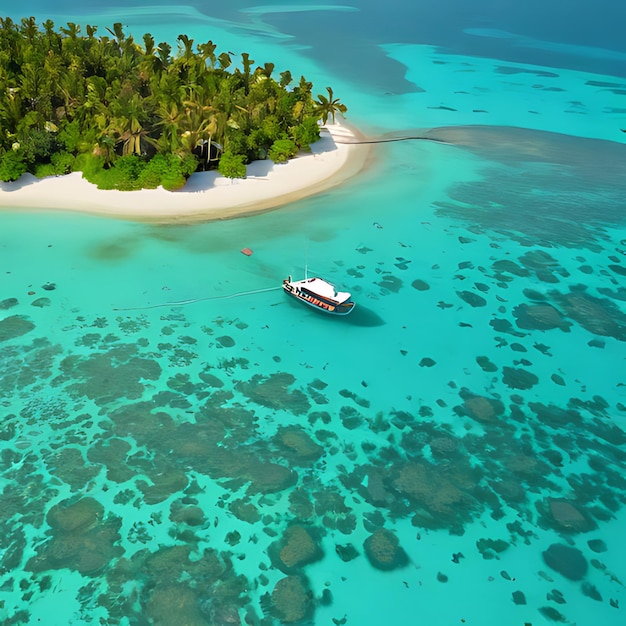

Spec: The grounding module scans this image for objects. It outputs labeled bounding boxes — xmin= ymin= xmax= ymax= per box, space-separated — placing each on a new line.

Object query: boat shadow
xmin=342 ymin=304 xmax=385 ymax=326
xmin=286 ymin=300 xmax=384 ymax=326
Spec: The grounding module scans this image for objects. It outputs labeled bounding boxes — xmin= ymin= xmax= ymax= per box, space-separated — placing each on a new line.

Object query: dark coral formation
xmin=269 ymin=525 xmax=323 ymax=573
xmin=0 ymin=315 xmax=35 ymax=342
xmin=513 ymin=303 xmax=571 ymax=331
xmin=271 ymin=575 xmax=313 ymax=623
xmin=236 ymin=372 xmax=311 ymax=414
xmin=552 ymin=290 xmax=626 ymax=341
xmin=537 ymin=498 xmax=596 ymax=533
xmin=27 ymin=497 xmax=122 ymax=576
xmin=542 ymin=544 xmax=588 ymax=581
xmin=363 ymin=529 xmax=408 ymax=571
xmin=3 ymin=213 xmax=626 ymax=626
xmin=457 ymin=290 xmax=487 ymax=307
xmin=65 ymin=344 xmax=161 ymax=405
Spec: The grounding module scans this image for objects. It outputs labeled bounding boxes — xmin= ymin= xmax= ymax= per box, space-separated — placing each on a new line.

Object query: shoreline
xmin=0 ymin=120 xmax=370 ymax=224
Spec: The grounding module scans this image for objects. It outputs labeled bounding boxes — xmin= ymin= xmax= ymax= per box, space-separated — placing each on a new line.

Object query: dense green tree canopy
xmin=0 ymin=17 xmax=347 ymax=188
xmin=217 ymin=152 xmax=247 ymax=180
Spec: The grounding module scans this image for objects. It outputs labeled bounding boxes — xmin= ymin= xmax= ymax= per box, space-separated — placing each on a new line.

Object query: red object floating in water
xmin=241 ymin=247 xmax=253 ymax=256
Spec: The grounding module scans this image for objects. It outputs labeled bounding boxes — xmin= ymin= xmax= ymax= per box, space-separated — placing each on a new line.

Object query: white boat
xmin=282 ymin=275 xmax=355 ymax=315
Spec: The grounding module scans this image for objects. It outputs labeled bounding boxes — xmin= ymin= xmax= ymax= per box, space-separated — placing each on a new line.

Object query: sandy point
xmin=0 ymin=118 xmax=370 ymax=224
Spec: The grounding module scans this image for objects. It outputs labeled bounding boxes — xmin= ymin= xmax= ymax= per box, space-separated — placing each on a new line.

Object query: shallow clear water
xmin=1 ymin=2 xmax=626 ymax=625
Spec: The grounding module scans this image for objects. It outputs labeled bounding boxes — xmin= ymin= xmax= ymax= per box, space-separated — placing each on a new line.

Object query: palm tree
xmin=155 ymin=101 xmax=185 ymax=153
xmin=58 ymin=70 xmax=86 ymax=121
xmin=240 ymin=52 xmax=254 ymax=95
xmin=0 ymin=88 xmax=23 ymax=136
xmin=136 ymin=33 xmax=158 ymax=85
xmin=155 ymin=41 xmax=172 ymax=73
xmin=176 ymin=34 xmax=197 ymax=84
xmin=19 ymin=62 xmax=49 ymax=125
xmin=0 ymin=18 xmax=337 ymax=181
xmin=296 ymin=75 xmax=312 ymax=96
xmin=42 ymin=19 xmax=61 ymax=54
xmin=197 ymin=40 xmax=217 ymax=69
xmin=110 ymin=94 xmax=156 ymax=156
xmin=92 ymin=133 xmax=116 ymax=165
xmin=154 ymin=71 xmax=184 ymax=107
xmin=314 ymin=86 xmax=347 ymax=124
xmin=279 ymin=70 xmax=292 ymax=88
xmin=118 ymin=117 xmax=155 ymax=156
xmin=105 ymin=22 xmax=125 ymax=52
xmin=258 ymin=62 xmax=274 ymax=79
xmin=59 ymin=22 xmax=81 ymax=57
xmin=20 ymin=17 xmax=38 ymax=44
xmin=182 ymin=83 xmax=230 ymax=167
xmin=143 ymin=33 xmax=155 ymax=56
xmin=217 ymin=51 xmax=232 ymax=71
xmin=83 ymin=75 xmax=110 ymax=123
xmin=0 ymin=18 xmax=20 ymax=67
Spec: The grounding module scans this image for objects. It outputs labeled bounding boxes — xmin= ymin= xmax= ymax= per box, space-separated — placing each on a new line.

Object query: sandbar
xmin=0 ymin=120 xmax=369 ymax=223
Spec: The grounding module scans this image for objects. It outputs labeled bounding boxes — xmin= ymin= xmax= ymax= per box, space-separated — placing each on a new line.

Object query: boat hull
xmin=282 ymin=281 xmax=355 ymax=315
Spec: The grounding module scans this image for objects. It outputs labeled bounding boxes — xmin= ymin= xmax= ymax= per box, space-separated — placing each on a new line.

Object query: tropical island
xmin=0 ymin=17 xmax=366 ymax=220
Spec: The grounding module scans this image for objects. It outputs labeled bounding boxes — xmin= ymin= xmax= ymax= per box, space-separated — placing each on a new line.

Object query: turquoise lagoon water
xmin=1 ymin=2 xmax=626 ymax=625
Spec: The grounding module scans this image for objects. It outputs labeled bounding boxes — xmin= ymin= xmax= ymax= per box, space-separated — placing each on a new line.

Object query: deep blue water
xmin=1 ymin=2 xmax=626 ymax=625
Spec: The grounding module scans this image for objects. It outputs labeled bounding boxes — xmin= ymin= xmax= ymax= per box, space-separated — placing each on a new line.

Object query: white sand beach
xmin=0 ymin=121 xmax=369 ymax=223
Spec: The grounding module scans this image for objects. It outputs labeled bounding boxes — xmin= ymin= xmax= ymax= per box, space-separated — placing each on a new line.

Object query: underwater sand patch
xmin=89 ymin=236 xmax=142 ymax=260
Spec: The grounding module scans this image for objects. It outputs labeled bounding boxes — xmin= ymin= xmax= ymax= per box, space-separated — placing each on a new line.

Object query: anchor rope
xmin=113 ymin=285 xmax=282 ymax=312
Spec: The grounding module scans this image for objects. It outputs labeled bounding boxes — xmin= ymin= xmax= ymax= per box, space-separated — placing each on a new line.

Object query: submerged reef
xmin=27 ymin=497 xmax=123 ymax=576
xmin=363 ymin=529 xmax=408 ymax=571
xmin=1 ymin=225 xmax=626 ymax=626
xmin=542 ymin=544 xmax=589 ymax=581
